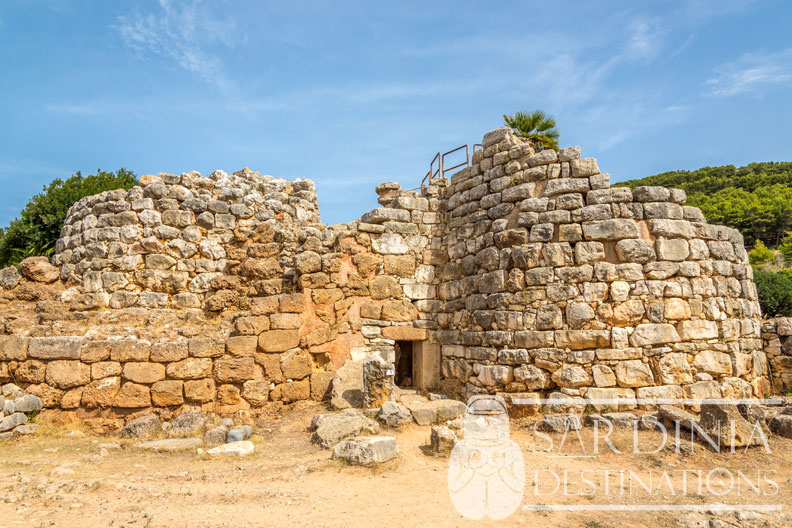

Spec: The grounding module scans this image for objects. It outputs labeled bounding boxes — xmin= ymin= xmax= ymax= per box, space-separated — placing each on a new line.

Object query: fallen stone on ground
xmin=332 ymin=436 xmax=397 ymax=465
xmin=310 ymin=409 xmax=379 ymax=448
xmin=207 ymin=440 xmax=254 ymax=457
xmin=429 ymin=426 xmax=457 ymax=454
xmin=404 ymin=399 xmax=466 ymax=426
xmin=377 ymin=401 xmax=412 ymax=427
xmin=120 ymin=414 xmax=161 ymax=439
xmin=204 ymin=426 xmax=227 ymax=446
xmin=227 ymin=425 xmax=252 ymax=443
xmin=169 ymin=410 xmax=206 ymax=438
xmin=542 ymin=414 xmax=581 ymax=432
xmin=659 ymin=405 xmax=699 ymax=430
xmin=330 ymin=359 xmax=364 ymax=410
xmin=769 ymin=415 xmax=792 ymax=438
xmin=699 ymin=402 xmax=762 ymax=448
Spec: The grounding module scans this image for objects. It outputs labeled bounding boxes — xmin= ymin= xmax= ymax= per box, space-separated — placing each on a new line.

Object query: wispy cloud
xmin=706 ymin=48 xmax=792 ymax=96
xmin=114 ymin=0 xmax=241 ymax=94
xmin=45 ymin=102 xmax=99 ymax=115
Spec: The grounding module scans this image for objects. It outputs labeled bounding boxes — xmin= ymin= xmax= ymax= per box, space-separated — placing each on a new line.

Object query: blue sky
xmin=1 ymin=1 xmax=791 ymax=226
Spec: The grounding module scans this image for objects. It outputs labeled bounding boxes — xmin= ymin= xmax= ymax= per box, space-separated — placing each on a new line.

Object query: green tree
xmin=502 ymin=110 xmax=560 ymax=151
xmin=754 ymin=269 xmax=792 ymax=316
xmin=0 ymin=168 xmax=137 ymax=267
xmin=748 ymin=240 xmax=774 ymax=266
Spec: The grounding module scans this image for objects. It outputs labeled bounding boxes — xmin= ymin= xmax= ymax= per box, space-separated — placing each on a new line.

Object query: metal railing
xmin=420 ymin=144 xmax=471 ymax=189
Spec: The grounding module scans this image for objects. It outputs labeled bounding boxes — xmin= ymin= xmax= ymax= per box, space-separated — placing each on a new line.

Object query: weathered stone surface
xmin=28 ymin=336 xmax=83 ymax=360
xmin=120 ymin=414 xmax=161 ymax=439
xmin=629 ymin=324 xmax=681 ymax=347
xmin=170 ymin=410 xmax=206 ymax=438
xmin=699 ymin=402 xmax=762 ymax=448
xmin=45 ymin=361 xmax=90 ymax=389
xmin=405 ymin=399 xmax=466 ymax=425
xmin=332 ymin=436 xmax=397 ymax=465
xmin=582 ymin=219 xmax=638 ymax=241
xmin=677 ymin=320 xmax=719 ymax=341
xmin=258 ymin=330 xmax=300 ymax=353
xmin=0 ymin=266 xmax=21 ymax=289
xmin=18 ymin=256 xmax=59 ymax=283
xmin=377 ymin=401 xmax=412 ymax=427
xmin=330 ymin=360 xmax=364 ymax=409
xmin=430 ymin=426 xmax=457 ymax=454
xmin=614 ymin=360 xmax=655 ymax=388
xmin=310 ymin=409 xmax=379 ymax=448
xmin=207 ymin=440 xmax=255 ymax=457
xmin=114 ymin=382 xmax=151 ymax=408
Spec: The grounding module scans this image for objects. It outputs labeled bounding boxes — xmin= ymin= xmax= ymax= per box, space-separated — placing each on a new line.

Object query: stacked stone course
xmin=0 ymin=128 xmax=776 ymax=418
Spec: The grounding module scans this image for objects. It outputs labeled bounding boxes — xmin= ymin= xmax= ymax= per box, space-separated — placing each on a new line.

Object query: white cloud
xmin=706 ymin=49 xmax=792 ymax=96
xmin=114 ymin=0 xmax=240 ymax=94
xmin=45 ymin=102 xmax=99 ymax=115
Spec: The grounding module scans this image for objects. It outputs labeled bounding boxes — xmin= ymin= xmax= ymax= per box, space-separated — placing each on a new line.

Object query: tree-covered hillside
xmin=615 ymin=162 xmax=792 ymax=247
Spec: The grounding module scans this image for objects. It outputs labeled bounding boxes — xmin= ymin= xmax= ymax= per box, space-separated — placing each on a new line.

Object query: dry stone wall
xmin=0 ymin=127 xmax=776 ymax=419
xmin=435 ymin=128 xmax=768 ymax=407
xmin=761 ymin=317 xmax=792 ymax=393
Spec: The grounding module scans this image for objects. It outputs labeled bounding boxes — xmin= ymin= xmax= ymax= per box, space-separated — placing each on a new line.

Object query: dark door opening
xmin=395 ymin=341 xmax=413 ymax=387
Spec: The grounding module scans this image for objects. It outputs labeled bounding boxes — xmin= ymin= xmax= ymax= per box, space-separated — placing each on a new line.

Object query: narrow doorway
xmin=394 ymin=340 xmax=413 ymax=387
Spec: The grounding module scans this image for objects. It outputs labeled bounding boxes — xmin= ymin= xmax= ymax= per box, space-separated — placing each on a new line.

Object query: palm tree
xmin=502 ymin=110 xmax=560 ymax=151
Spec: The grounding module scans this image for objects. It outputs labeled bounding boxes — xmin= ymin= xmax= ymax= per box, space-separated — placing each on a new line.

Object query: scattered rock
xmin=19 ymin=256 xmax=60 ymax=283
xmin=137 ymin=438 xmax=202 ymax=452
xmin=0 ymin=412 xmax=27 ymax=433
xmin=66 ymin=430 xmax=86 ymax=437
xmin=48 ymin=466 xmax=76 ymax=477
xmin=430 ymin=426 xmax=457 ymax=454
xmin=310 ymin=409 xmax=379 ymax=448
xmin=377 ymin=401 xmax=412 ymax=427
xmin=332 ymin=436 xmax=398 ymax=465
xmin=2 ymin=383 xmax=24 ymax=400
xmin=768 ymin=415 xmax=792 ymax=439
xmin=207 ymin=440 xmax=254 ymax=457
xmin=120 ymin=414 xmax=161 ymax=440
xmin=13 ymin=394 xmax=42 ymax=414
xmin=170 ymin=410 xmax=206 ymax=438
xmin=699 ymin=402 xmax=761 ymax=448
xmin=330 ymin=360 xmax=364 ymax=409
xmin=204 ymin=426 xmax=227 ymax=446
xmin=405 ymin=399 xmax=466 ymax=426
xmin=13 ymin=424 xmax=38 ymax=435
xmin=0 ymin=266 xmax=21 ymax=289
xmin=542 ymin=414 xmax=581 ymax=432
xmin=659 ymin=405 xmax=699 ymax=430
xmin=227 ymin=425 xmax=252 ymax=443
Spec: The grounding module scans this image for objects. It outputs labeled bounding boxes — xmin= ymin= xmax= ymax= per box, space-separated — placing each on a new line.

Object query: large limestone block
xmin=583 ymin=387 xmax=637 ymax=411
xmin=310 ymin=409 xmax=379 ymax=448
xmin=151 ymin=380 xmax=184 ymax=406
xmin=614 ymin=360 xmax=655 ymax=388
xmin=615 ymin=239 xmax=656 ymax=264
xmin=214 ymin=357 xmax=258 ymax=383
xmin=656 ymin=353 xmax=693 ymax=385
xmin=332 ymin=436 xmax=397 ymax=465
xmin=655 ymin=239 xmax=690 ymax=261
xmin=257 ymin=330 xmax=300 ymax=353
xmin=371 ymin=233 xmax=408 ymax=255
xmin=582 ymin=219 xmax=638 ymax=241
xmin=122 ymin=362 xmax=166 ymax=384
xmin=629 ymin=324 xmax=680 ymax=347
xmin=114 ymin=382 xmax=151 ymax=408
xmin=0 ymin=336 xmax=28 ymax=361
xmin=693 ymin=351 xmax=733 ymax=376
xmin=18 ymin=256 xmax=59 ymax=283
xmin=166 ymin=358 xmax=213 ymax=380
xmin=45 ymin=360 xmax=90 ymax=389
xmin=28 ymin=336 xmax=83 ymax=360
xmin=330 ymin=360 xmax=364 ymax=409
xmin=555 ymin=330 xmax=610 ymax=350
xmin=81 ymin=377 xmax=121 ymax=408
xmin=551 ymin=365 xmax=593 ymax=388
xmin=677 ymin=320 xmax=718 ymax=340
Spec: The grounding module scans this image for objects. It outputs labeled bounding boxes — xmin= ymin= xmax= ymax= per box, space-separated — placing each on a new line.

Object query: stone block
xmin=28 ymin=336 xmax=83 ymax=360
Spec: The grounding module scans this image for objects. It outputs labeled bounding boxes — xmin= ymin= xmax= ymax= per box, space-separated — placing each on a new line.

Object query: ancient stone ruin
xmin=0 ymin=127 xmax=776 ymax=419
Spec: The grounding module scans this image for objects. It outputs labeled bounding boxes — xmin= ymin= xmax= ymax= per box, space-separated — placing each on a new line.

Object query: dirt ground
xmin=1 ymin=403 xmax=791 ymax=528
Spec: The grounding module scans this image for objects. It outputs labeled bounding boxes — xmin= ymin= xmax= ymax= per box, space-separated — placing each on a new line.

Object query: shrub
xmin=748 ymin=240 xmax=775 ymax=266
xmin=0 ymin=169 xmax=137 ymax=267
xmin=753 ymin=269 xmax=792 ymax=317
xmin=779 ymin=231 xmax=792 ymax=264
